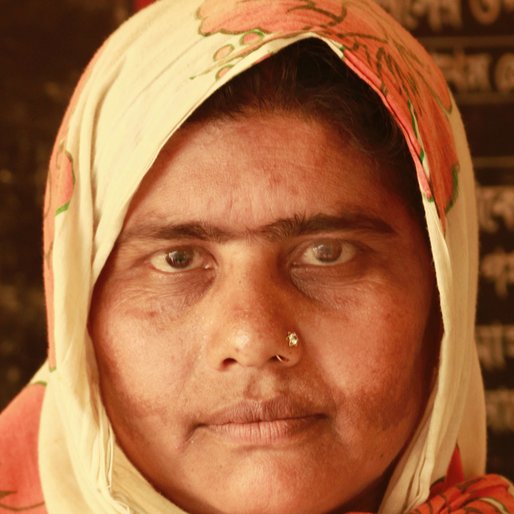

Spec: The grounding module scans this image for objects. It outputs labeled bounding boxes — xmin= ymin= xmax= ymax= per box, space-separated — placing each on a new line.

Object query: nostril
xmin=222 ymin=357 xmax=238 ymax=367
xmin=274 ymin=354 xmax=289 ymax=363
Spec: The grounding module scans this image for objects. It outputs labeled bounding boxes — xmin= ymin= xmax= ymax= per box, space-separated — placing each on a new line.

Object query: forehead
xmin=124 ymin=113 xmax=418 ymax=236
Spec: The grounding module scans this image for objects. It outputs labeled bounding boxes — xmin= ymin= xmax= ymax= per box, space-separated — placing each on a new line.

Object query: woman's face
xmin=90 ymin=113 xmax=438 ymax=514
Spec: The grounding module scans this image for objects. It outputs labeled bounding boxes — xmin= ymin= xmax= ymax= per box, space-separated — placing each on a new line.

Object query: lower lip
xmin=204 ymin=416 xmax=324 ymax=445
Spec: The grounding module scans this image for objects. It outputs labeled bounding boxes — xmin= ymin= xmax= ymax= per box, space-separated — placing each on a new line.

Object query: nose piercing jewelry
xmin=287 ymin=331 xmax=299 ymax=348
xmin=276 ymin=332 xmax=299 ymax=363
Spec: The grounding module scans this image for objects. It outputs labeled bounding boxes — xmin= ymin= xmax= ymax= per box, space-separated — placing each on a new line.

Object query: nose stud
xmin=275 ymin=331 xmax=300 ymax=363
xmin=287 ymin=331 xmax=299 ymax=347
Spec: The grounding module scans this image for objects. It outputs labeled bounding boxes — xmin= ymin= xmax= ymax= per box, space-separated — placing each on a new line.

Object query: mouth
xmin=198 ymin=397 xmax=326 ymax=445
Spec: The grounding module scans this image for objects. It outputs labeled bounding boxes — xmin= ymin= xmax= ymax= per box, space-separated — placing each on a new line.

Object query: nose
xmin=204 ymin=269 xmax=303 ymax=370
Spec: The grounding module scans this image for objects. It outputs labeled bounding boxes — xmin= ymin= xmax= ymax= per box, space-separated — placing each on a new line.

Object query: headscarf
xmin=1 ymin=1 xmax=513 ymax=512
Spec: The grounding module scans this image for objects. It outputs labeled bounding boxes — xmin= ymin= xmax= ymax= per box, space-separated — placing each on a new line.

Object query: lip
xmin=198 ymin=397 xmax=326 ymax=445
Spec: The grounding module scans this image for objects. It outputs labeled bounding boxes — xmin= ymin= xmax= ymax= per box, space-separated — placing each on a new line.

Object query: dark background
xmin=1 ymin=0 xmax=513 ymax=481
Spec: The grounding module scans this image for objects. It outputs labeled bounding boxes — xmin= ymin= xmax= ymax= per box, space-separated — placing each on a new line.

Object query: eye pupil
xmin=166 ymin=250 xmax=193 ymax=269
xmin=312 ymin=242 xmax=342 ymax=263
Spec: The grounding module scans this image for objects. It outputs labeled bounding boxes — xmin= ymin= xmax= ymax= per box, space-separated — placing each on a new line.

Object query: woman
xmin=0 ymin=0 xmax=513 ymax=512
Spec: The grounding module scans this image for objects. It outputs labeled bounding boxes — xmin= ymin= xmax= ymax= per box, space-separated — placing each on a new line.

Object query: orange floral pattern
xmin=411 ymin=475 xmax=514 ymax=513
xmin=197 ymin=0 xmax=459 ymax=229
xmin=0 ymin=384 xmax=46 ymax=513
xmin=42 ymin=49 xmax=102 ymax=370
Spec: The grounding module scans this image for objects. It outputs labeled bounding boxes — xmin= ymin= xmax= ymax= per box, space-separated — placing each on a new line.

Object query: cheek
xmin=310 ymin=280 xmax=433 ymax=436
xmin=89 ymin=280 xmax=198 ymax=420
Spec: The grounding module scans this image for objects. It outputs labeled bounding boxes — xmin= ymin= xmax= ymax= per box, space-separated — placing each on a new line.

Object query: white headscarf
xmin=38 ymin=1 xmax=486 ymax=512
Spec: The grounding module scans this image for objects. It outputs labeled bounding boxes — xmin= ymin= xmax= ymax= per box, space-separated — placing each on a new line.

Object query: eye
xmin=149 ymin=247 xmax=211 ymax=273
xmin=297 ymin=239 xmax=357 ymax=266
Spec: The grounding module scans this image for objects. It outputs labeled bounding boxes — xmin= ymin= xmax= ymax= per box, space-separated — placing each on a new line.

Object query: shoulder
xmin=0 ymin=383 xmax=47 ymax=513
xmin=413 ymin=474 xmax=514 ymax=513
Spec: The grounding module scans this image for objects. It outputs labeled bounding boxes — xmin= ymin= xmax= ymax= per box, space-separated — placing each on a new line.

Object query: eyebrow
xmin=119 ymin=212 xmax=395 ymax=245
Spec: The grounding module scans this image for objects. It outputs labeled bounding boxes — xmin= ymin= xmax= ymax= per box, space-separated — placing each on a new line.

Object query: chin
xmin=168 ymin=460 xmax=358 ymax=514
xmin=186 ymin=490 xmax=327 ymax=514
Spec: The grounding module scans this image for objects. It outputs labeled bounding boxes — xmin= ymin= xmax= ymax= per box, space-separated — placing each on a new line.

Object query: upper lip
xmin=200 ymin=397 xmax=324 ymax=426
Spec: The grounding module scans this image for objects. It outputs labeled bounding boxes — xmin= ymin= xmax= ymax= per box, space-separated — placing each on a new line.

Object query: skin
xmin=89 ymin=113 xmax=439 ymax=514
